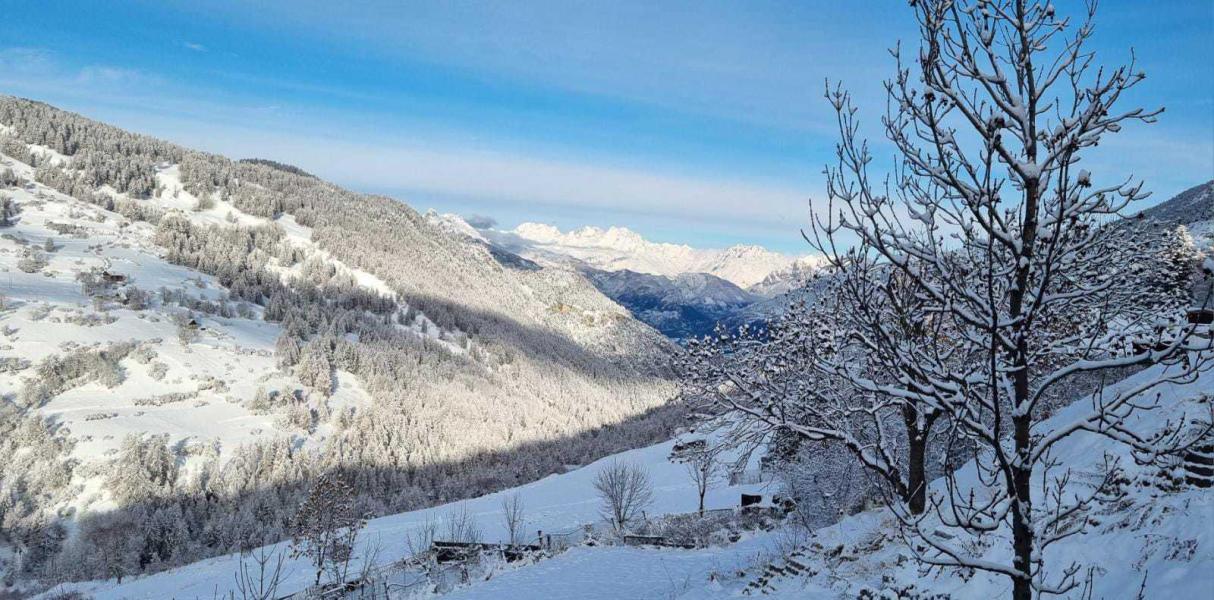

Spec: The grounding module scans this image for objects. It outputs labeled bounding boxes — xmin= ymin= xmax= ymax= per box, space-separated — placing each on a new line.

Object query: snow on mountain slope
xmin=48 ymin=435 xmax=773 ymax=599
xmin=53 ymin=361 xmax=1214 ymax=599
xmin=424 ymin=213 xmax=827 ymax=339
xmin=485 ymin=221 xmax=820 ymax=292
xmin=1138 ymin=180 xmax=1213 ymax=229
xmin=0 ymin=154 xmax=388 ymax=494
xmin=0 ymin=97 xmax=683 ymax=590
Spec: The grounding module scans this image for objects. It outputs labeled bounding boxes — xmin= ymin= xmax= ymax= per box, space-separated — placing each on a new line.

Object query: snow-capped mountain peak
xmin=498 ymin=221 xmax=815 ymax=290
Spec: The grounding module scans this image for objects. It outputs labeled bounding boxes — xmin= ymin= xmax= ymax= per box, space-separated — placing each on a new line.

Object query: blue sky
xmin=1 ymin=1 xmax=1210 ymax=253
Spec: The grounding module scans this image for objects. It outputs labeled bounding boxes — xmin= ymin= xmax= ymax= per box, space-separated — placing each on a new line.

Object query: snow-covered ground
xmin=0 ymin=169 xmax=288 ymax=470
xmin=454 ymin=363 xmax=1214 ymax=600
xmin=44 ymin=436 xmax=774 ymax=599
xmin=438 ymin=363 xmax=1214 ymax=600
xmin=49 ymin=361 xmax=1214 ymax=599
xmin=0 ymin=152 xmax=447 ymax=516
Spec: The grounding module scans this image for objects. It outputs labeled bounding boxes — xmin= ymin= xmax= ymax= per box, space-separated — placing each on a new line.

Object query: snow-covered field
xmin=0 ymin=167 xmax=287 ymax=472
xmin=49 ymin=361 xmax=1214 ymax=599
xmin=44 ymin=436 xmax=773 ymax=599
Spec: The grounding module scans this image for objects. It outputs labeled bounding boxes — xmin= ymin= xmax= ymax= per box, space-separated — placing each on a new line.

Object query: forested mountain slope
xmin=581 ymin=268 xmax=756 ymax=340
xmin=1138 ymin=180 xmax=1213 ymax=228
xmin=0 ymin=96 xmax=679 ymax=588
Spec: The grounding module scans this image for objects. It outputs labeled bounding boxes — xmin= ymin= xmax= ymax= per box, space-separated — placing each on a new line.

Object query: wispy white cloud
xmin=0 ymin=47 xmax=55 ymax=74
xmin=183 ymin=41 xmax=207 ymax=52
xmin=75 ymin=65 xmax=154 ymax=86
xmin=0 ymin=47 xmax=160 ymax=92
xmin=396 ymin=155 xmax=800 ymax=226
xmin=221 ymin=127 xmax=817 ymax=229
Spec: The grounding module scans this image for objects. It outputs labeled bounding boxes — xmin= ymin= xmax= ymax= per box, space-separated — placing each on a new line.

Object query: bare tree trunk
xmin=902 ymin=408 xmax=935 ymax=515
xmin=1011 ymin=457 xmax=1034 ymax=600
xmin=907 ymin=430 xmax=927 ymax=516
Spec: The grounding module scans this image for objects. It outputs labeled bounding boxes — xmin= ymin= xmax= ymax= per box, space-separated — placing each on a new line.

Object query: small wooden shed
xmin=1187 ymin=308 xmax=1213 ymax=325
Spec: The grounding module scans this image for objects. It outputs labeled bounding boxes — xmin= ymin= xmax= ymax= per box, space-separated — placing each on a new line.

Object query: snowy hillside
xmin=0 ymin=97 xmax=682 ymax=591
xmin=0 ymin=161 xmax=306 ymax=478
xmin=1137 ymin=180 xmax=1214 ymax=244
xmin=1138 ymin=180 xmax=1213 ymax=228
xmin=48 ymin=432 xmax=773 ymax=599
xmin=52 ymin=362 xmax=1214 ymax=599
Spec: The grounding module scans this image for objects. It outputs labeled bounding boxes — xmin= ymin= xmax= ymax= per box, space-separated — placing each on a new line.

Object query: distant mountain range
xmin=426 ymin=179 xmax=1214 ymax=341
xmin=424 ymin=213 xmax=827 ymax=339
xmin=581 ymin=269 xmax=757 ymax=340
xmin=485 ymin=221 xmax=823 ymax=291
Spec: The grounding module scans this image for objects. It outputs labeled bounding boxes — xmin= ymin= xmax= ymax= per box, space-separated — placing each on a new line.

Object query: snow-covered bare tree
xmin=231 ymin=547 xmax=284 ymax=600
xmin=803 ymin=1 xmax=1214 ymax=598
xmin=669 ymin=439 xmax=723 ymax=513
xmin=681 ymin=268 xmax=951 ymax=516
xmin=593 ymin=460 xmax=654 ymax=532
xmin=289 ymin=474 xmax=366 ymax=586
xmin=443 ymin=503 xmax=482 ymax=545
xmin=500 ymin=493 xmax=526 ymax=546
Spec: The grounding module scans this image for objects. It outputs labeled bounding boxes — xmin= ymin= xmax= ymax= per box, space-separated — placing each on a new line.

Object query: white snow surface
xmin=0 ymin=154 xmax=387 ymax=511
xmin=53 ymin=362 xmax=1214 ymax=599
xmin=47 ymin=437 xmax=773 ymax=599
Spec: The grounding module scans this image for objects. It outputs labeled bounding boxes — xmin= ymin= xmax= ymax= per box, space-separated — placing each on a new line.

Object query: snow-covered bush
xmin=16 ymin=247 xmax=47 ymax=273
xmin=0 ymin=194 xmax=18 ymax=227
xmin=18 ymin=343 xmax=133 ymax=407
xmin=0 ymin=167 xmax=19 ymax=187
xmin=129 ymin=344 xmax=157 ymax=364
xmin=192 ymin=193 xmax=215 ymax=211
xmin=147 ymin=361 xmax=169 ymax=381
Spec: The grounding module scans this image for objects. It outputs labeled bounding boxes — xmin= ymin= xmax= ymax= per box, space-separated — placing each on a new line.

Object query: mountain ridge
xmin=493 ymin=220 xmax=822 ymax=291
xmin=0 ymin=95 xmax=682 ymax=586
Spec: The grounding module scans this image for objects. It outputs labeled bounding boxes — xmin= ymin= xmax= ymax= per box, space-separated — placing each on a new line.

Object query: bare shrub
xmin=593 ymin=460 xmax=654 ymax=532
xmin=232 ymin=547 xmax=283 ymax=600
xmin=500 ymin=493 xmax=525 ymax=546
xmin=289 ymin=474 xmax=367 ymax=586
xmin=444 ymin=503 xmax=482 ymax=544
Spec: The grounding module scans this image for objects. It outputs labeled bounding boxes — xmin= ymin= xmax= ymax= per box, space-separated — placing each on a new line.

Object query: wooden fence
xmin=283 ymin=505 xmax=768 ymax=598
